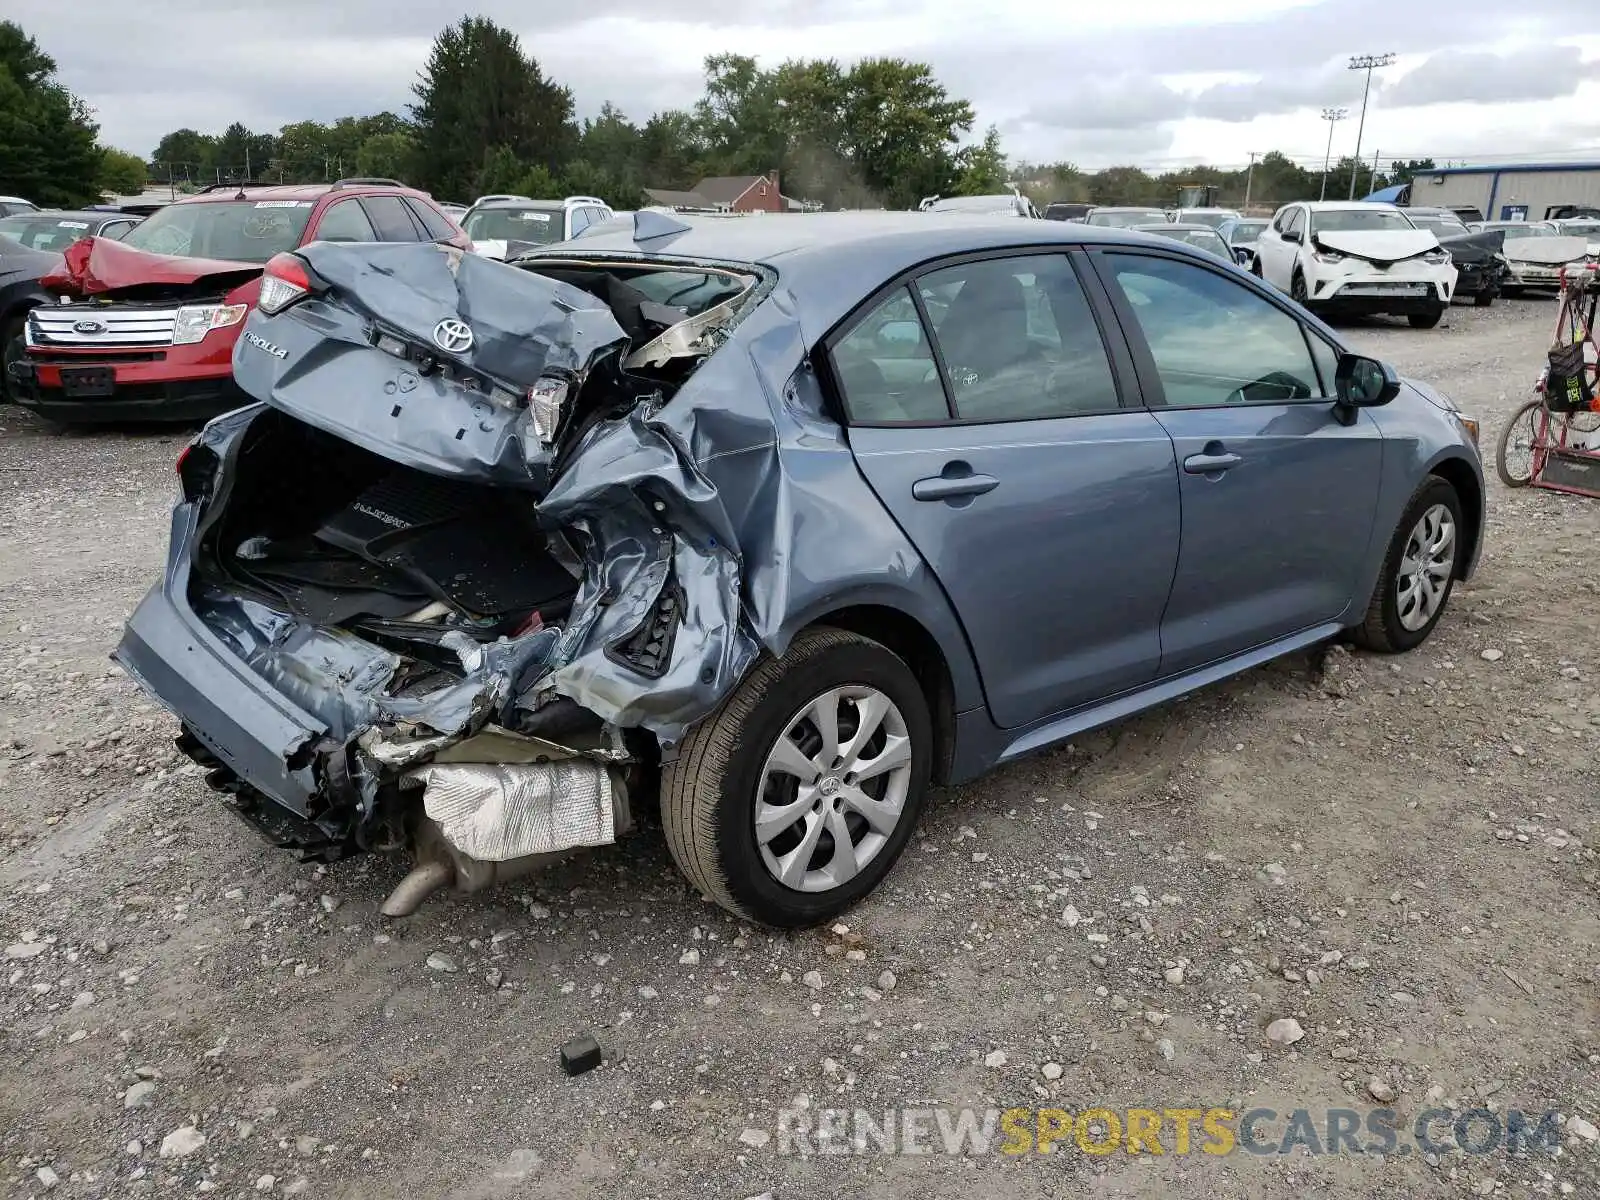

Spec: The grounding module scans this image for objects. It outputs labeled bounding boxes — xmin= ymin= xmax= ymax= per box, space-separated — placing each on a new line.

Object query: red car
xmin=8 ymin=179 xmax=470 ymax=423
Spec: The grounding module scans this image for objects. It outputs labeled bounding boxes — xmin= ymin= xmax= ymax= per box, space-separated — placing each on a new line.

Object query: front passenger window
xmin=1105 ymin=254 xmax=1323 ymax=408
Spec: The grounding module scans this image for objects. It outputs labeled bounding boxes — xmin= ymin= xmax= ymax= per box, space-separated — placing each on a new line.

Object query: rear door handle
xmin=1183 ymin=451 xmax=1242 ymax=474
xmin=912 ymin=466 xmax=999 ymax=501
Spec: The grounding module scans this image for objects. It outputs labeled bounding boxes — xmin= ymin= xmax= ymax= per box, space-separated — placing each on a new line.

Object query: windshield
xmin=1227 ymin=221 xmax=1267 ymax=244
xmin=0 ymin=214 xmax=97 ymax=252
xmin=1178 ymin=210 xmax=1237 ymax=229
xmin=1408 ymin=215 xmax=1470 ymax=236
xmin=1309 ymin=208 xmax=1416 ymax=234
xmin=464 ymin=206 xmax=564 ymax=243
xmin=1484 ymin=222 xmax=1558 ymax=238
xmin=1089 ymin=209 xmax=1168 ymax=228
xmin=121 ymin=200 xmax=315 ymax=264
xmin=1153 ymin=227 xmax=1229 ymax=255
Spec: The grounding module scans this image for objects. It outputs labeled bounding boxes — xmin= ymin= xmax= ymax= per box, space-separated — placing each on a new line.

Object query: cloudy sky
xmin=13 ymin=0 xmax=1600 ymax=171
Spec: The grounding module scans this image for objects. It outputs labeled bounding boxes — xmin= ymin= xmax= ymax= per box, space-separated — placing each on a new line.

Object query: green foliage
xmin=355 ymin=131 xmax=414 ymax=181
xmin=952 ymin=127 xmax=1008 ymax=196
xmin=0 ymin=20 xmax=103 ymax=206
xmin=408 ymin=16 xmax=577 ymax=201
xmin=99 ymin=147 xmax=148 ymax=196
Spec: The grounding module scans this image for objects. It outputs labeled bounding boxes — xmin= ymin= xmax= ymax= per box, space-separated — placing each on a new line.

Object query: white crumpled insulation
xmin=407 ymin=761 xmax=616 ymax=862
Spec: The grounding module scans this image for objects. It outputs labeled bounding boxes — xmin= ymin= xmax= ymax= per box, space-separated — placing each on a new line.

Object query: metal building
xmin=1406 ymin=162 xmax=1600 ymax=222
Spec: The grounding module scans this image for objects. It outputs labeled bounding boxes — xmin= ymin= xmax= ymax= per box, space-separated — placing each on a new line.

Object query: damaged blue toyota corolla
xmin=113 ymin=211 xmax=1485 ymax=927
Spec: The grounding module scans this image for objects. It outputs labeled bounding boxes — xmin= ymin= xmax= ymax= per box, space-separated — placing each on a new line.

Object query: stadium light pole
xmin=1347 ymin=53 xmax=1395 ymax=198
xmin=1319 ymin=108 xmax=1348 ymax=201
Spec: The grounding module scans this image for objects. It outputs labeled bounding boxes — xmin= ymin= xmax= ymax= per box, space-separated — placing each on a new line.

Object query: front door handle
xmin=1183 ymin=451 xmax=1242 ymax=474
xmin=912 ymin=463 xmax=999 ymax=501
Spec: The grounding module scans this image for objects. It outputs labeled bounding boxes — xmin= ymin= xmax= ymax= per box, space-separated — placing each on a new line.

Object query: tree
xmin=356 ymin=131 xmax=415 ymax=182
xmin=99 ymin=147 xmax=148 ymax=196
xmin=834 ymin=58 xmax=973 ymax=209
xmin=0 ymin=21 xmax=103 ymax=206
xmin=408 ymin=16 xmax=578 ymax=199
xmin=952 ymin=127 xmax=1007 ymax=196
xmin=151 ymin=128 xmax=216 ymax=184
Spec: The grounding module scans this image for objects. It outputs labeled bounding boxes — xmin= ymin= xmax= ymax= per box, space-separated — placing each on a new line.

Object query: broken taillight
xmin=258 ymin=252 xmax=311 ymax=315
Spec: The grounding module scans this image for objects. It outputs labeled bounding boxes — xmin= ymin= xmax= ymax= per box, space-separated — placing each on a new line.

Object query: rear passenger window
xmin=918 ymin=254 xmax=1120 ymax=421
xmin=831 ymin=287 xmax=949 ymax=423
xmin=360 ymin=195 xmax=424 ymax=242
xmin=404 ymin=198 xmax=457 ymax=241
xmin=314 ymin=199 xmax=377 ymax=243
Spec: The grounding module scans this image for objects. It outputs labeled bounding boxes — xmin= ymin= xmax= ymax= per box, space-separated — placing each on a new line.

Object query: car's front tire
xmin=1350 ymin=476 xmax=1463 ymax=653
xmin=1473 ymin=288 xmax=1496 ymax=308
xmin=1408 ymin=305 xmax=1446 ymax=329
xmin=661 ymin=627 xmax=932 ymax=927
xmin=1290 ymin=269 xmax=1310 ymax=305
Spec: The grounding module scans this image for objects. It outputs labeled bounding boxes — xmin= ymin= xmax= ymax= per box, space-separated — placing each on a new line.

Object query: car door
xmin=835 ymin=251 xmax=1183 ymax=729
xmin=1256 ymin=206 xmax=1297 ymax=289
xmin=1090 ymin=249 xmax=1383 ymax=676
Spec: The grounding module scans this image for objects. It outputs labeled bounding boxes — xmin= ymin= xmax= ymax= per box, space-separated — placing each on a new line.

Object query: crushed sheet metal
xmin=43 ymin=234 xmax=262 ymax=295
xmin=230 ymin=240 xmax=630 ymax=491
xmin=408 ymin=760 xmax=617 ymax=862
xmin=225 ymin=242 xmax=861 ymax=742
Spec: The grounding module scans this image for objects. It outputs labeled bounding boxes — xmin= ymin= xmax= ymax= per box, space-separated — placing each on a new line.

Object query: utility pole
xmin=1243 ymin=151 xmax=1259 ymax=210
xmin=245 ymin=145 xmax=251 ymax=181
xmin=1347 ymin=53 xmax=1395 ymax=199
xmin=1370 ymin=147 xmax=1382 ymax=196
xmin=1320 ymin=108 xmax=1348 ymax=201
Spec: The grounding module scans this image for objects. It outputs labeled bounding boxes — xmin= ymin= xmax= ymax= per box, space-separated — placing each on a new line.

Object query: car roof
xmin=534 ymin=211 xmax=1226 ymax=335
xmin=474 ymin=197 xmax=565 ymax=209
xmin=1292 ymin=201 xmax=1402 ymax=212
xmin=1 ymin=208 xmax=124 ymax=222
xmin=1092 ymin=206 xmax=1166 ymax=212
xmin=1148 ymin=222 xmax=1223 ymax=232
xmin=173 ymin=183 xmax=426 ymax=205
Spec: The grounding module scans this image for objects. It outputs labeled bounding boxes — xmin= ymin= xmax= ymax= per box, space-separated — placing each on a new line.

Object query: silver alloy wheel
xmin=754 ymin=686 xmax=914 ymax=893
xmin=1396 ymin=503 xmax=1457 ymax=632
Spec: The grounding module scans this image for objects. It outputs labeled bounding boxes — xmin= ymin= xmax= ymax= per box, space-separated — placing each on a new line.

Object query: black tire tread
xmin=1351 ymin=475 xmax=1458 ymax=653
xmin=660 ymin=626 xmax=875 ymax=921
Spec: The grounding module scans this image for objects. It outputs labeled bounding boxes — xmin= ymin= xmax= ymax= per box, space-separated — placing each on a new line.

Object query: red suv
xmin=9 ymin=179 xmax=470 ymax=423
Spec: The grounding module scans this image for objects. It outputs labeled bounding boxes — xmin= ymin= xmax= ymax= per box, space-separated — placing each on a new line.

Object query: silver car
xmin=116 ymin=213 xmax=1485 ymax=927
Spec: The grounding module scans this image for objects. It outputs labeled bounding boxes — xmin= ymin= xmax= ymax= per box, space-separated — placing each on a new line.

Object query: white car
xmin=1471 ymin=221 xmax=1590 ymax=293
xmin=1253 ymin=201 xmax=1457 ymax=329
xmin=459 ymin=195 xmax=614 ymax=259
xmin=0 ymin=195 xmax=39 ymax=218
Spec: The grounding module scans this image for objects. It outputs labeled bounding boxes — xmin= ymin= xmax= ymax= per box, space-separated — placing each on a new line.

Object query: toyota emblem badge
xmin=431 ymin=318 xmax=474 ymax=353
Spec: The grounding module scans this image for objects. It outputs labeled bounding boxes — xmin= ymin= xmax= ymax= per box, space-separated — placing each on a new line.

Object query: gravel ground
xmin=1 ymin=297 xmax=1598 ymax=1200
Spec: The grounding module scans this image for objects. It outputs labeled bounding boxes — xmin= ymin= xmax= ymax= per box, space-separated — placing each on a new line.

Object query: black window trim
xmin=1085 ymin=244 xmax=1346 ymax=412
xmin=818 ymin=245 xmax=1140 ymax=429
xmin=402 ymin=195 xmax=458 ymax=242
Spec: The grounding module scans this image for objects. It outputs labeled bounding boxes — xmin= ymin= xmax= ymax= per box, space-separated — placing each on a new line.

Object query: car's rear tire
xmin=1350 ymin=476 xmax=1463 ymax=654
xmin=661 ymin=627 xmax=933 ymax=927
xmin=1408 ymin=306 xmax=1446 ymax=329
xmin=1473 ymin=288 xmax=1496 ymax=308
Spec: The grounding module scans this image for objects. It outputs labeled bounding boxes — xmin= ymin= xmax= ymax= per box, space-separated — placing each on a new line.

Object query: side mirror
xmin=1284 ymin=229 xmax=1303 ymax=244
xmin=1335 ymin=354 xmax=1401 ymax=413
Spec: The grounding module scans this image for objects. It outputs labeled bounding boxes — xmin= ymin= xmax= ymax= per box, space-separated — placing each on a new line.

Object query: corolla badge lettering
xmin=244 ymin=331 xmax=288 ymax=359
xmin=432 ymin=318 xmax=474 ymax=353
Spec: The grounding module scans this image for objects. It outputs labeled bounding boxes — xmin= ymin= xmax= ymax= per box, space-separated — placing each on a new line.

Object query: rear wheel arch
xmin=802 ymin=604 xmax=958 ymax=786
xmin=0 ymin=300 xmax=41 ymax=401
